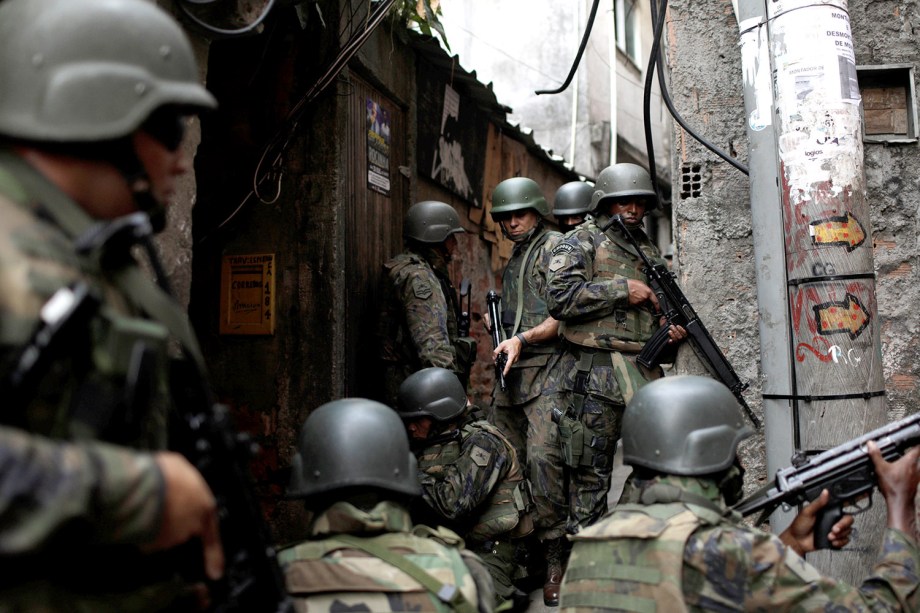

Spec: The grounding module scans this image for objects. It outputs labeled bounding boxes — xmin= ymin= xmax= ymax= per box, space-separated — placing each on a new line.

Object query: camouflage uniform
xmin=492 ymin=226 xmax=568 ymax=541
xmin=379 ymin=246 xmax=462 ymax=407
xmin=280 ymin=500 xmax=494 ymax=612
xmin=545 ymin=213 xmax=664 ymax=530
xmin=0 ymin=153 xmax=202 ymax=607
xmin=560 ymin=474 xmax=920 ymax=612
xmin=412 ymin=412 xmax=533 ymax=605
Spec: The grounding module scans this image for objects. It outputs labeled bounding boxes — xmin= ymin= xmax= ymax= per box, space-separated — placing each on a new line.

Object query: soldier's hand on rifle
xmin=145 ymin=451 xmax=225 ymax=581
xmin=627 ymin=279 xmax=659 ymax=309
xmin=868 ymin=441 xmax=920 ymax=536
xmin=666 ymin=323 xmax=688 ymax=344
xmin=780 ymin=489 xmax=854 ymax=556
xmin=493 ymin=338 xmax=519 ymax=375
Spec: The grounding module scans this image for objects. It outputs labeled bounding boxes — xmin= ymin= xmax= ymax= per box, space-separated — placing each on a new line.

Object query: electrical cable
xmin=644 ymin=0 xmax=749 ymax=188
xmin=176 ymin=0 xmax=278 ymax=39
xmin=535 ymin=0 xmax=601 ymax=95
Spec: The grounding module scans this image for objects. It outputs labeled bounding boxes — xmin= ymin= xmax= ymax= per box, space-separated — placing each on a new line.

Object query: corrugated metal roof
xmin=408 ymin=32 xmax=582 ymax=182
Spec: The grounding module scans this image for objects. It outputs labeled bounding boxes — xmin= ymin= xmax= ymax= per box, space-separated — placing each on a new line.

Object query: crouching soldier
xmin=280 ymin=398 xmax=494 ymax=612
xmin=397 ymin=367 xmax=535 ymax=611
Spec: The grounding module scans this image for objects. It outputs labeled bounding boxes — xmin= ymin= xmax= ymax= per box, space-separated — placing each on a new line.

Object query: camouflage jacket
xmin=378 ymin=248 xmax=460 ymax=404
xmin=413 ymin=415 xmax=531 ymax=541
xmin=279 ymin=500 xmax=494 ymax=612
xmin=494 ymin=226 xmax=564 ymax=406
xmin=0 ymin=150 xmax=198 ymax=609
xmin=545 ymin=214 xmax=664 ymax=352
xmin=561 ymin=474 xmax=920 ymax=612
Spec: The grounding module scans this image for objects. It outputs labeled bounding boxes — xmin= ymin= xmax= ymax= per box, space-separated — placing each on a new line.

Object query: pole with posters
xmin=735 ymin=0 xmax=885 ymax=582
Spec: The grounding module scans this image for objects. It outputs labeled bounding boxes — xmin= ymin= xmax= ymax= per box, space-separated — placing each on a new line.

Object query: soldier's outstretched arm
xmin=0 ymin=425 xmax=223 ymax=579
xmin=545 ymin=236 xmax=626 ymax=321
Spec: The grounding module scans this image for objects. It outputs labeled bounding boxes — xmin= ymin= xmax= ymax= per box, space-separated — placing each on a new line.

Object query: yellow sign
xmin=219 ymin=253 xmax=275 ymax=335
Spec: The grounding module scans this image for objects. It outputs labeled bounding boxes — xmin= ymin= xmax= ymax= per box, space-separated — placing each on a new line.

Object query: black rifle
xmin=486 ymin=290 xmax=508 ymax=391
xmin=458 ymin=278 xmax=471 ymax=338
xmin=603 ymin=214 xmax=760 ymax=428
xmin=733 ymin=412 xmax=920 ymax=549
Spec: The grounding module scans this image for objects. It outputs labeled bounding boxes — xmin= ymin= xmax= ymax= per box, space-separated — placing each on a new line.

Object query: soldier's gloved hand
xmin=779 ymin=489 xmax=854 ymax=556
xmin=145 ymin=452 xmax=225 ymax=581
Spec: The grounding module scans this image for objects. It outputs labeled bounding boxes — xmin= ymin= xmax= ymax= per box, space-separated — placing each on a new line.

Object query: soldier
xmin=0 ymin=0 xmax=223 ymax=608
xmin=545 ymin=162 xmax=687 ymax=533
xmin=489 ymin=177 xmax=570 ymax=605
xmin=552 ymin=181 xmax=593 ymax=233
xmin=378 ymin=200 xmax=475 ymax=407
xmin=281 ymin=398 xmax=495 ymax=612
xmin=560 ymin=375 xmax=920 ymax=611
xmin=396 ymin=367 xmax=533 ymax=611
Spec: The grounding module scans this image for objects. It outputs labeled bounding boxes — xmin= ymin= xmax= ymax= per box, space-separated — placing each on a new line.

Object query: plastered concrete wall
xmin=666 ymin=0 xmax=920 ymax=497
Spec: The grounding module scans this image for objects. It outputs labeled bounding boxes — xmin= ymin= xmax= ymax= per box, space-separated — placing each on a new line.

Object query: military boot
xmin=542 ymin=537 xmax=567 ymax=606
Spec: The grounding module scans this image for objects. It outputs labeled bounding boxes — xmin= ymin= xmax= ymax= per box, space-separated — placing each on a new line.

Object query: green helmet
xmin=0 ymin=0 xmax=217 ymax=143
xmin=553 ymin=181 xmax=594 ymax=217
xmin=491 ymin=177 xmax=551 ymax=218
xmin=404 ymin=201 xmax=465 ymax=244
xmin=396 ymin=367 xmax=467 ymax=422
xmin=622 ymin=376 xmax=753 ymax=476
xmin=590 ymin=163 xmax=658 ymax=212
xmin=287 ymin=398 xmax=421 ymax=500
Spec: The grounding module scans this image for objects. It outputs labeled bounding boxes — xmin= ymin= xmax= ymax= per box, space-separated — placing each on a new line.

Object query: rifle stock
xmin=733 ymin=412 xmax=920 ymax=549
xmin=604 ymin=215 xmax=760 ymax=428
xmin=486 ymin=290 xmax=508 ymax=391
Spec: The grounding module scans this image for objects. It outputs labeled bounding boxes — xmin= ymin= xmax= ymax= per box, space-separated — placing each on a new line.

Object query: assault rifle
xmin=733 ymin=412 xmax=920 ymax=549
xmin=458 ymin=278 xmax=471 ymax=338
xmin=486 ymin=290 xmax=508 ymax=391
xmin=603 ymin=214 xmax=760 ymax=428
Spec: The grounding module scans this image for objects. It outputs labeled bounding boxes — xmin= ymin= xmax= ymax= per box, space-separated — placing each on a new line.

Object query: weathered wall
xmin=666 ymin=0 xmax=920 ymax=503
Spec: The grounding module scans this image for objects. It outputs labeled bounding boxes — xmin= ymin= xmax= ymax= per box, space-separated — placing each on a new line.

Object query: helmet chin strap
xmin=501 ymin=220 xmax=542 ymax=243
xmin=110 ymin=138 xmax=167 ymax=233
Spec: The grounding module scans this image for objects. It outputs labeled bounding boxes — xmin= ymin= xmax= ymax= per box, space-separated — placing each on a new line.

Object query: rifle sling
xmin=510 ymin=229 xmax=545 ymax=339
xmin=331 ymin=534 xmax=478 ymax=613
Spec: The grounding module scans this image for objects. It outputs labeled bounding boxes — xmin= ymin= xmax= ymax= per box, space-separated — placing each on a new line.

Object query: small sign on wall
xmin=220 ymin=253 xmax=275 ymax=335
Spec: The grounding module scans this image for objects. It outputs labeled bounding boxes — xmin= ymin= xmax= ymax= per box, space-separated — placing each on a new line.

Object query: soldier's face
xmin=608 ymin=199 xmax=647 ymax=226
xmin=135 ymin=121 xmax=191 ymax=209
xmin=406 ymin=417 xmax=434 ymax=440
xmin=557 ymin=214 xmax=585 ymax=232
xmin=498 ymin=209 xmax=540 ymax=239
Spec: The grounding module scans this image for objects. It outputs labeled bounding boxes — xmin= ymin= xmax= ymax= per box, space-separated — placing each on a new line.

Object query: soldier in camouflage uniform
xmin=488 ymin=177 xmax=570 ymax=606
xmin=545 ymin=163 xmax=687 ymax=532
xmin=396 ymin=367 xmax=533 ymax=611
xmin=0 ymin=0 xmax=223 ymax=609
xmin=378 ymin=200 xmax=475 ymax=407
xmin=552 ymin=181 xmax=593 ymax=234
xmin=560 ymin=375 xmax=920 ymax=612
xmin=281 ymin=398 xmax=494 ymax=612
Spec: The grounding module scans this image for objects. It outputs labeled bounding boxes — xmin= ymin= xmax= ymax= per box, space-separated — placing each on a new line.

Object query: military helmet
xmin=553 ymin=181 xmax=594 ymax=217
xmin=622 ymin=376 xmax=753 ymax=475
xmin=287 ymin=398 xmax=421 ymax=500
xmin=590 ymin=163 xmax=658 ymax=212
xmin=396 ymin=367 xmax=467 ymax=422
xmin=404 ymin=201 xmax=465 ymax=244
xmin=491 ymin=177 xmax=551 ymax=218
xmin=0 ymin=0 xmax=217 ymax=143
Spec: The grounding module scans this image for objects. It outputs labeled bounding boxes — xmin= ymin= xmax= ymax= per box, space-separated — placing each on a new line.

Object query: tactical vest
xmin=500 ymin=228 xmax=559 ymax=356
xmin=281 ymin=526 xmax=477 ymax=613
xmin=561 ymin=502 xmax=719 ymax=612
xmin=0 ymin=153 xmax=177 ymax=450
xmin=417 ymin=420 xmax=531 ymax=540
xmin=561 ymin=218 xmax=660 ymax=351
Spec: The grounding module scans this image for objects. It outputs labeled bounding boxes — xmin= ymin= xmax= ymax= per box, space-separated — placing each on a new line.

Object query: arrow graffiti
xmin=809 ymin=211 xmax=866 ymax=252
xmin=812 ymin=293 xmax=870 ymax=340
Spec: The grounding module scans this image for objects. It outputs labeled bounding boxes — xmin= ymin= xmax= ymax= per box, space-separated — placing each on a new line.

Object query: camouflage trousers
xmin=467 ymin=538 xmax=519 ymax=605
xmin=490 ymin=393 xmax=569 ymax=541
xmin=564 ymin=393 xmax=623 ymax=532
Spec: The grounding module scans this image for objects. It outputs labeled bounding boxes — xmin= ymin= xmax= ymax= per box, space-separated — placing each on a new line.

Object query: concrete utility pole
xmin=735 ymin=0 xmax=886 ymax=582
